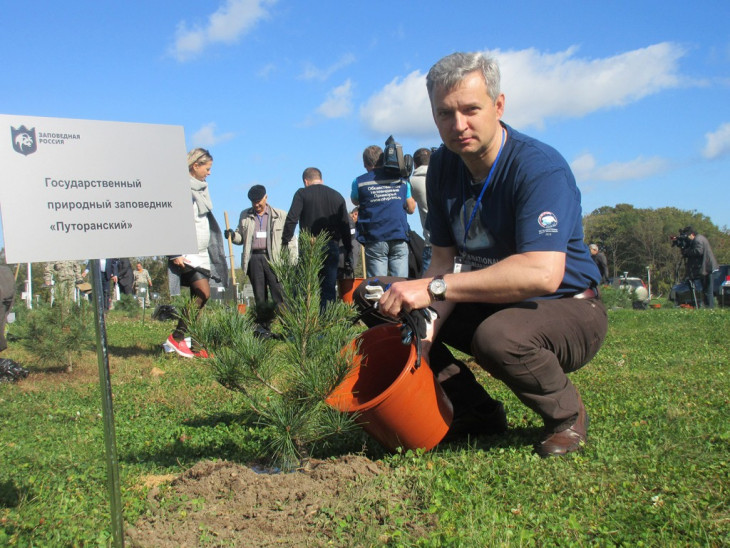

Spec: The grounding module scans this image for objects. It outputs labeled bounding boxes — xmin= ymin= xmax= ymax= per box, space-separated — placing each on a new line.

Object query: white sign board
xmin=0 ymin=114 xmax=198 ymax=264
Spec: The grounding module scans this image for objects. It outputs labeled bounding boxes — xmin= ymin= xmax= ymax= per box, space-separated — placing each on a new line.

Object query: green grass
xmin=0 ymin=307 xmax=728 ymax=546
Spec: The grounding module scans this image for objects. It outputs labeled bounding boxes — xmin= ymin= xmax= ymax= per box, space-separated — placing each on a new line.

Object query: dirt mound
xmin=127 ymin=455 xmax=385 ymax=547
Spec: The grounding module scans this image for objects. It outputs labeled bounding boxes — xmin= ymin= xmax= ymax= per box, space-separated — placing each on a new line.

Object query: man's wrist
xmin=427 ymin=274 xmax=447 ymax=302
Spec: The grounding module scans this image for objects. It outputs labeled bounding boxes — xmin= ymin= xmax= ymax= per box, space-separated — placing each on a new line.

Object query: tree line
xmin=583 ymin=204 xmax=730 ymax=295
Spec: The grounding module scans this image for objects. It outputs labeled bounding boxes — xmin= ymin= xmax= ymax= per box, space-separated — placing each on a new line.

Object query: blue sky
xmin=2 ymin=1 xmax=729 ymax=263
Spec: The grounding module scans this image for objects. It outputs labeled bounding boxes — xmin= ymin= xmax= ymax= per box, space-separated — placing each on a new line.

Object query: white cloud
xmin=571 ymin=152 xmax=668 ymax=183
xmin=496 ymin=43 xmax=687 ymax=129
xmin=300 ymin=53 xmax=356 ymax=81
xmin=359 ymin=70 xmax=432 ymax=135
xmin=190 ymin=122 xmax=235 ymax=147
xmin=170 ymin=0 xmax=276 ymax=62
xmin=360 ymin=43 xmax=688 ymax=136
xmin=316 ymin=80 xmax=353 ymax=119
xmin=702 ymin=122 xmax=730 ymax=159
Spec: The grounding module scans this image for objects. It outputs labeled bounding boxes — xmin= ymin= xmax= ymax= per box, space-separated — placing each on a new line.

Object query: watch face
xmin=430 ymin=278 xmax=446 ymax=298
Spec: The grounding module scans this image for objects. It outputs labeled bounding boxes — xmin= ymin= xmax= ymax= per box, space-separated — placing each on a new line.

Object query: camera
xmin=670 ymin=226 xmax=692 ymax=251
xmin=382 ymin=135 xmax=413 ymax=178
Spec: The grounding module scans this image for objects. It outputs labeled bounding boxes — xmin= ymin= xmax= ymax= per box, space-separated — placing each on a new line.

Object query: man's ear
xmin=495 ymin=93 xmax=506 ymax=118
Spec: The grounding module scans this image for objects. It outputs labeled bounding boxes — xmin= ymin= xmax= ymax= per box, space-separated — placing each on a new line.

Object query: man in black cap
xmin=225 ymin=185 xmax=295 ymax=321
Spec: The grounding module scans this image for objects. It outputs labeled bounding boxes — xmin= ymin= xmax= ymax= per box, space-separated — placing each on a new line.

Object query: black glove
xmin=224 ymin=228 xmax=235 ymax=240
xmin=400 ymin=308 xmax=437 ymax=345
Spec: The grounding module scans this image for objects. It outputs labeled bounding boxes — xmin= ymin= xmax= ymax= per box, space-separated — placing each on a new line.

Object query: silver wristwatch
xmin=428 ymin=274 xmax=447 ymax=301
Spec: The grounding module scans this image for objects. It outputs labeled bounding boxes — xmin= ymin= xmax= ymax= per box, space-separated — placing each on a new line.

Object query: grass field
xmin=0 ymin=302 xmax=728 ymax=546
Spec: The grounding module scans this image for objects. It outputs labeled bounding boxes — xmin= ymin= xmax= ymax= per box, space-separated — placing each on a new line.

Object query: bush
xmin=112 ymin=294 xmax=141 ymax=317
xmin=13 ymin=300 xmax=94 ymax=371
xmin=600 ymin=285 xmax=635 ymax=309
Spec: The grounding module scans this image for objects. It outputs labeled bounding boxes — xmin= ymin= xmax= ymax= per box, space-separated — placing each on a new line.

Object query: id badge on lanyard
xmin=454 ymin=255 xmax=472 ymax=273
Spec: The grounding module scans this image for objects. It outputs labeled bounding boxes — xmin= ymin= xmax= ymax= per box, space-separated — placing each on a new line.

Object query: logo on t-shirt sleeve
xmin=538 ymin=211 xmax=558 ymax=235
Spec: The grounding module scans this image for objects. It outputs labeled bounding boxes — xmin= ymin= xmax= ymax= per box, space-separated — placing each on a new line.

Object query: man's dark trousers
xmin=320 ymin=240 xmax=340 ymax=312
xmin=248 ymin=251 xmax=283 ymax=307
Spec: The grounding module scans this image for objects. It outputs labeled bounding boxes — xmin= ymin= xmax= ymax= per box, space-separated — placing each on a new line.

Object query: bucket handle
xmin=399 ymin=310 xmax=423 ymax=369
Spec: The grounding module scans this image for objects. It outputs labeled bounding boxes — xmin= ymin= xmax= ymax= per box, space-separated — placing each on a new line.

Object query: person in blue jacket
xmin=351 ymin=145 xmax=416 ymax=278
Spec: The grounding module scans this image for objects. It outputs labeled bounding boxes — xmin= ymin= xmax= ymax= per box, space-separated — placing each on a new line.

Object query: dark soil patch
xmin=127 ymin=455 xmax=387 ymax=547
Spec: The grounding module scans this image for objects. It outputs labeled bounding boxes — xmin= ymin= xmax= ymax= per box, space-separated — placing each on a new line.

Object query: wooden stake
xmin=224 ymin=211 xmax=237 ymax=286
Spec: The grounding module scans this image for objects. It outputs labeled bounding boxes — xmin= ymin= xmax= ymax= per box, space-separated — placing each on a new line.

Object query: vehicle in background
xmin=669 ymin=264 xmax=730 ymax=307
xmin=608 ymin=275 xmax=649 ymax=302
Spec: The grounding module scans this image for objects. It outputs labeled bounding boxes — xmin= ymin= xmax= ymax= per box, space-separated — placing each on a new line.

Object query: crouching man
xmin=358 ymin=52 xmax=607 ymax=457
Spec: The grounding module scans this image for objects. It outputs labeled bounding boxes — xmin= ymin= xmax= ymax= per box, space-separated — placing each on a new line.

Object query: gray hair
xmin=426 ymin=52 xmax=501 ymax=103
xmin=187 ymin=148 xmax=213 ymax=169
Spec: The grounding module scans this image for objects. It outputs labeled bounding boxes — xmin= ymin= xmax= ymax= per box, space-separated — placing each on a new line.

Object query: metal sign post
xmin=90 ymin=259 xmax=124 ymax=547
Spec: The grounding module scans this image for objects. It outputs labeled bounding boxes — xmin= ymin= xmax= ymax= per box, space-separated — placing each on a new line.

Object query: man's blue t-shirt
xmin=426 ymin=122 xmax=600 ymax=298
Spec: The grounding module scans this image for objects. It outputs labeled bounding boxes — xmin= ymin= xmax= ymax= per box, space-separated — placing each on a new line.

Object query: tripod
xmin=675 ymin=254 xmax=700 ymax=308
xmin=686 ymin=278 xmax=700 ymax=309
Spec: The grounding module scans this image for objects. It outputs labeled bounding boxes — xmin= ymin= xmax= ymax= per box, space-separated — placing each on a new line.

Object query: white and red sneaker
xmin=162 ymin=335 xmax=194 ymax=358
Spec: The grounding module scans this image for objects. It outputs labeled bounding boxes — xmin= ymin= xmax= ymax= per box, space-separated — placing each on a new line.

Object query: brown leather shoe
xmin=536 ymin=396 xmax=588 ymax=457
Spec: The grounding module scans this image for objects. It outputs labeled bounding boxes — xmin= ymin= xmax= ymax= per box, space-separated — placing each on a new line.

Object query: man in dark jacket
xmin=684 ymin=227 xmax=719 ymax=308
xmin=282 ymin=167 xmax=353 ymax=311
xmin=589 ymin=244 xmax=609 ymax=284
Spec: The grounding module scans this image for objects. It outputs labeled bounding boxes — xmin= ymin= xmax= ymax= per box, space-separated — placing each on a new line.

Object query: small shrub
xmin=600 ymin=285 xmax=635 ymax=309
xmin=112 ymin=294 xmax=141 ymax=317
xmin=187 ymin=231 xmax=363 ymax=469
xmin=13 ymin=300 xmax=94 ymax=370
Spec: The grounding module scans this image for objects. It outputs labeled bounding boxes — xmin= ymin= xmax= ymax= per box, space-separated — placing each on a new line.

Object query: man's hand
xmin=378 ymin=278 xmax=432 ymax=318
xmin=224 ymin=228 xmax=235 ymax=240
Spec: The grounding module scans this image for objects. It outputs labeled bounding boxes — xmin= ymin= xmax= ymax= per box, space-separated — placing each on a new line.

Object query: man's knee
xmin=470 ymin=318 xmax=529 ymax=378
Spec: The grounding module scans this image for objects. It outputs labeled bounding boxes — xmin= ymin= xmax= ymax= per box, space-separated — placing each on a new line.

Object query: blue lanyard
xmin=461 ymin=128 xmax=505 ymax=251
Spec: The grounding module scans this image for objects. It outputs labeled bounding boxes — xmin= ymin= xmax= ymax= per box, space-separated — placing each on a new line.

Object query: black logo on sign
xmin=11 ymin=126 xmax=37 ymax=156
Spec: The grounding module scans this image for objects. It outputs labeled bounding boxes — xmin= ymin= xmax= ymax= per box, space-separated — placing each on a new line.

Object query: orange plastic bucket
xmin=338 ymin=278 xmax=365 ymax=303
xmin=326 ymin=323 xmax=453 ymax=451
